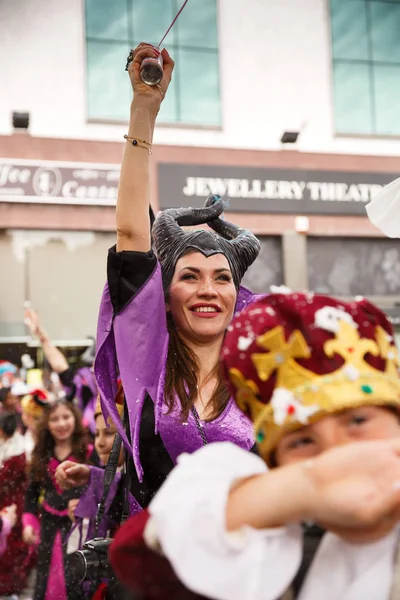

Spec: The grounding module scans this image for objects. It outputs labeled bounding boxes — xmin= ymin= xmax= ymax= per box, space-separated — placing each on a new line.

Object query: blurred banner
xmin=0 ymin=159 xmax=119 ymax=206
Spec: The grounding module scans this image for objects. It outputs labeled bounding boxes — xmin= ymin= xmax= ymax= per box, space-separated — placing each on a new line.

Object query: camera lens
xmin=66 ymin=550 xmax=87 ymax=583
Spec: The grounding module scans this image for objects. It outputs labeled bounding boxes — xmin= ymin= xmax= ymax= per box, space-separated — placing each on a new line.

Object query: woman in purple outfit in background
xmin=57 ymin=43 xmax=263 ymax=520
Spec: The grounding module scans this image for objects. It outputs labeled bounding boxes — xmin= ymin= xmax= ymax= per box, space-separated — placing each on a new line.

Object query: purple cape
xmin=95 ymin=261 xmax=264 ymax=482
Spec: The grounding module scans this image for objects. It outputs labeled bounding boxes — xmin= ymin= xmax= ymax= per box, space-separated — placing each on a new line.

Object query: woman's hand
xmin=0 ymin=504 xmax=17 ymax=529
xmin=127 ymin=44 xmax=174 ymax=109
xmin=22 ymin=525 xmax=38 ymax=545
xmin=68 ymin=498 xmax=80 ymax=523
xmin=55 ymin=461 xmax=90 ymax=490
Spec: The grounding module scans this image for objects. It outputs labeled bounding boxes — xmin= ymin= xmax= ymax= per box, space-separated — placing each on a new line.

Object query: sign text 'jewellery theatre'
xmin=0 ymin=160 xmax=120 ymax=205
xmin=1 ymin=159 xmax=398 ymax=215
xmin=158 ymin=164 xmax=399 ymax=216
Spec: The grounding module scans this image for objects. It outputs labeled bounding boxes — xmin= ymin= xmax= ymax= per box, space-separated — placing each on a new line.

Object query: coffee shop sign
xmin=0 ymin=161 xmax=120 ymax=205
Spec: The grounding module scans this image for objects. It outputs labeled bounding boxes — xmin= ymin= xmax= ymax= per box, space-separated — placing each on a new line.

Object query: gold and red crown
xmin=222 ymin=292 xmax=400 ymax=464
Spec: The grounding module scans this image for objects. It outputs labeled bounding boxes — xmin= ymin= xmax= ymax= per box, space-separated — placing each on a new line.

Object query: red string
xmin=157 ymin=0 xmax=190 ymax=48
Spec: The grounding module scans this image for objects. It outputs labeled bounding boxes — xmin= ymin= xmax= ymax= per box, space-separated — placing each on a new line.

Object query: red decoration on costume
xmin=92 ymin=583 xmax=108 ymax=600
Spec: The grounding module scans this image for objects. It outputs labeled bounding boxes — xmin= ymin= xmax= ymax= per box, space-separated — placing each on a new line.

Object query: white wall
xmin=2 ymin=0 xmax=400 ymax=156
xmin=0 ymin=229 xmax=113 ymax=340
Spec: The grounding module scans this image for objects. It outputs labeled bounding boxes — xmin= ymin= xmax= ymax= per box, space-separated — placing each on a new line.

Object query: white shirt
xmin=149 ymin=442 xmax=399 ymax=600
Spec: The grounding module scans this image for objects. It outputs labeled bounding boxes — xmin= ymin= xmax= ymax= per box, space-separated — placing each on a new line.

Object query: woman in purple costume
xmin=57 ymin=43 xmax=263 ymax=520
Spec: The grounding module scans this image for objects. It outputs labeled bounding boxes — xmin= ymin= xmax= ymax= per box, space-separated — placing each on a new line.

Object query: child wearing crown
xmin=110 ymin=290 xmax=400 ymax=600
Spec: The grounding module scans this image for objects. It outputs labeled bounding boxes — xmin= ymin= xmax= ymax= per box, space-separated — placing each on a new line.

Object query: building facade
xmin=1 ymin=0 xmax=399 ymax=344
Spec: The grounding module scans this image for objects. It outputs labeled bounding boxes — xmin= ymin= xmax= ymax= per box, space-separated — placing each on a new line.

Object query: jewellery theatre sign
xmin=158 ymin=163 xmax=399 ymax=216
xmin=0 ymin=159 xmax=397 ymax=215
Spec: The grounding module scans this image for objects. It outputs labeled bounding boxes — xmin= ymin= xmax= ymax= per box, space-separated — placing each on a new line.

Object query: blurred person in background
xmin=0 ymin=504 xmax=17 ymax=557
xmin=20 ymin=388 xmax=50 ymax=461
xmin=66 ymin=392 xmax=126 ymax=600
xmin=24 ymin=307 xmax=97 ymax=436
xmin=0 ymin=386 xmax=21 ymax=413
xmin=67 ymin=390 xmax=125 ymax=539
xmin=0 ymin=412 xmax=35 ymax=599
xmin=23 ymin=401 xmax=94 ymax=600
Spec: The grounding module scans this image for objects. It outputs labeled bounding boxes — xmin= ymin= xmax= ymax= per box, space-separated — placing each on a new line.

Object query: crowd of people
xmin=0 ymin=307 xmax=120 ymax=600
xmin=2 ymin=41 xmax=400 ymax=600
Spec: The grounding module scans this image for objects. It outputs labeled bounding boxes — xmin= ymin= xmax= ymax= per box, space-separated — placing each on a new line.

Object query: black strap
xmin=292 ymin=524 xmax=325 ymax=597
xmin=94 ymin=398 xmax=129 ymax=536
xmin=94 ymin=430 xmax=124 ymax=537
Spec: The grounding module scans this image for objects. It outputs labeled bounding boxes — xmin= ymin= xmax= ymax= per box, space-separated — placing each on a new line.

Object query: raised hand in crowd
xmin=24 ymin=305 xmax=69 ymax=373
xmin=55 ymin=460 xmax=90 ymax=490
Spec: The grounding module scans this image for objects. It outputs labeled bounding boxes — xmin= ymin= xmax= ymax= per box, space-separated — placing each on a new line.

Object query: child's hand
xmin=68 ymin=498 xmax=80 ymax=523
xmin=307 ymin=438 xmax=400 ymax=534
xmin=22 ymin=525 xmax=38 ymax=545
xmin=0 ymin=504 xmax=17 ymax=529
xmin=55 ymin=460 xmax=90 ymax=490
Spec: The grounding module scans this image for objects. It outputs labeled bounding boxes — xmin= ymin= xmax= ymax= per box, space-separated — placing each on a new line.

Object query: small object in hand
xmin=125 ymin=47 xmax=164 ymax=86
xmin=140 ymin=52 xmax=164 ymax=86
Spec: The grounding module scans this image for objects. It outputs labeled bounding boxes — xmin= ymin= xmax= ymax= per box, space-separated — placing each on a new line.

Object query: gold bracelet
xmin=123 ymin=134 xmax=152 ymax=154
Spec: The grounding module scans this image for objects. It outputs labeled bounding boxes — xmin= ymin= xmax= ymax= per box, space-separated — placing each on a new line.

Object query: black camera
xmin=67 ymin=537 xmax=114 ymax=583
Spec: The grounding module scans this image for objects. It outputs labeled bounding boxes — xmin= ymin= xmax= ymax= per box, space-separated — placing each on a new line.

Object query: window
xmin=307 ymin=237 xmax=400 ymax=296
xmin=330 ymin=0 xmax=400 ymax=136
xmin=85 ymin=0 xmax=220 ymax=126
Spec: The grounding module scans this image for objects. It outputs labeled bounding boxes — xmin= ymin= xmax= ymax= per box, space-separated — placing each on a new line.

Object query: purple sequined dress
xmin=79 ymin=247 xmax=261 ymax=520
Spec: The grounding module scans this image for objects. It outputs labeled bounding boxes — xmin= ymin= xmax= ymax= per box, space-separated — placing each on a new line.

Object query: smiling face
xmin=48 ymin=404 xmax=76 ymax=443
xmin=167 ymin=251 xmax=237 ymax=345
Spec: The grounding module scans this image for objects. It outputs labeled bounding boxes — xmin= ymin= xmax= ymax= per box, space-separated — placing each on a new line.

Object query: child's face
xmin=22 ymin=411 xmax=41 ymax=433
xmin=3 ymin=392 xmax=20 ymax=412
xmin=275 ymin=405 xmax=400 ymax=467
xmin=94 ymin=413 xmax=124 ymax=467
xmin=48 ymin=404 xmax=76 ymax=443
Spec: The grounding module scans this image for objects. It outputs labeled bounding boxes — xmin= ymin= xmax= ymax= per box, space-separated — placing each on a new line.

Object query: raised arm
xmin=116 ymin=44 xmax=174 ymax=252
xmin=24 ymin=307 xmax=69 ymax=374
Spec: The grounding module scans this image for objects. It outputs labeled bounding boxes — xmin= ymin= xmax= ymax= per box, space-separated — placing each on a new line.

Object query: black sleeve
xmin=128 ymin=395 xmax=175 ymax=509
xmin=107 ymin=246 xmax=158 ymax=314
xmin=24 ymin=479 xmax=42 ymax=516
xmin=58 ymin=367 xmax=76 ymax=402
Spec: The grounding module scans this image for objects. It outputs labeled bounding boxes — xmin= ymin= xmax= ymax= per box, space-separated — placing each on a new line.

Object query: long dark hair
xmin=30 ymin=400 xmax=88 ymax=483
xmin=164 ymin=313 xmax=230 ymax=421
